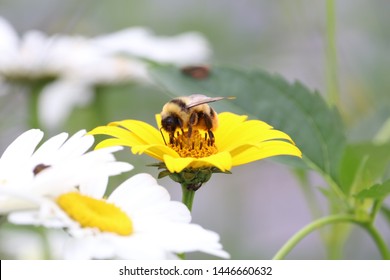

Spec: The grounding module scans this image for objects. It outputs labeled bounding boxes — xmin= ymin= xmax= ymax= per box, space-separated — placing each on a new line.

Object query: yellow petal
xmin=190 ymin=151 xmax=232 ymax=171
xmin=95 ymin=138 xmax=135 ymax=150
xmin=90 ymin=126 xmax=147 ymax=146
xmin=222 ymin=128 xmax=295 ymax=152
xmin=89 ymin=125 xmax=130 ymax=139
xmin=163 ymin=155 xmax=195 ymax=173
xmin=230 ymin=141 xmax=302 ymax=166
xmin=216 ymin=117 xmax=294 ymax=151
xmin=110 ymin=119 xmax=163 ymax=145
xmin=215 ymin=112 xmax=248 ymax=140
xmin=155 ymin=114 xmax=162 ymax=129
xmin=163 ymin=151 xmax=232 ymax=173
xmin=155 ymin=114 xmax=171 ymax=144
xmin=132 ymin=144 xmax=178 ymax=161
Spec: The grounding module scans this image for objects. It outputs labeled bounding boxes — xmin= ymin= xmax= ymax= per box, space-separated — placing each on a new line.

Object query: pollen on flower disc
xmin=169 ymin=130 xmax=218 ymax=158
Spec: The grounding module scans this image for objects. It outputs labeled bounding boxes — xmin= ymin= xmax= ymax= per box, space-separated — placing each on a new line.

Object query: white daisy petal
xmin=0 ymin=17 xmax=18 ymax=58
xmin=32 ymin=164 xmax=82 ymax=196
xmin=103 ymin=161 xmax=134 ymax=176
xmin=64 ymin=237 xmax=116 ymax=260
xmin=0 ymin=129 xmax=43 ymax=162
xmin=0 ymin=194 xmax=39 ymax=214
xmin=52 ymin=130 xmax=92 ymax=159
xmin=112 ymin=234 xmax=170 ymax=260
xmin=93 ymin=27 xmax=211 ymax=65
xmin=30 ymin=132 xmax=69 ymax=164
xmin=38 ymin=80 xmax=94 ymax=129
xmin=158 ymin=223 xmax=230 ymax=259
xmin=79 ymin=172 xmax=108 ymax=199
xmin=0 ymin=129 xmax=131 ymax=211
xmin=109 ymin=173 xmax=190 ymax=224
xmin=8 ymin=199 xmax=77 ymax=229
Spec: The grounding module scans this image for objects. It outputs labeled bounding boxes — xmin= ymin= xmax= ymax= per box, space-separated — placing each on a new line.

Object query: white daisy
xmin=0 ymin=16 xmax=212 ymax=129
xmin=7 ymin=173 xmax=229 ymax=260
xmin=92 ymin=27 xmax=211 ymax=66
xmin=0 ymin=129 xmax=133 ymax=213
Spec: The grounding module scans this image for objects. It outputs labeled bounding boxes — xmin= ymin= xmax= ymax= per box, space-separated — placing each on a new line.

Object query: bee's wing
xmin=186 ymin=94 xmax=229 ymax=109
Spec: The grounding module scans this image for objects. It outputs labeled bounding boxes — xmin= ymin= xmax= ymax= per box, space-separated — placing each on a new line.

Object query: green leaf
xmin=149 ymin=64 xmax=346 ymax=183
xmin=355 ymin=180 xmax=390 ymax=200
xmin=340 ymin=142 xmax=390 ymax=195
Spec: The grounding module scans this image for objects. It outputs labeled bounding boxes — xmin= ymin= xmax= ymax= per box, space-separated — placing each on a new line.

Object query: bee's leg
xmin=187 ymin=125 xmax=193 ymax=140
xmin=207 ymin=130 xmax=215 ymax=145
xmin=203 ymin=114 xmax=215 ymax=145
xmin=173 ymin=118 xmax=185 ymax=138
xmin=169 ymin=133 xmax=175 ymax=145
xmin=188 ymin=112 xmax=198 ymax=138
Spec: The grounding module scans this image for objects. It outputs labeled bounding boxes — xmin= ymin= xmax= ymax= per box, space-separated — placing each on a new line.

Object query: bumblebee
xmin=160 ymin=94 xmax=232 ymax=145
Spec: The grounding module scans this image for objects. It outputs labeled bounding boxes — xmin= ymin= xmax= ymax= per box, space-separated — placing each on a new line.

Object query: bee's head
xmin=161 ymin=114 xmax=180 ymax=133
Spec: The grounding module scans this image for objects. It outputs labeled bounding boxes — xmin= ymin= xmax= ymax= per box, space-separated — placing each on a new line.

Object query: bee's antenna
xmin=160 ymin=127 xmax=168 ymax=145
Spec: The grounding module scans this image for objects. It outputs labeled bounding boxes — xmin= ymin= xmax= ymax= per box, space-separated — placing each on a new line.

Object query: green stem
xmin=326 ymin=223 xmax=350 ymax=259
xmin=28 ymin=83 xmax=42 ymax=129
xmin=92 ymin=86 xmax=109 ymax=128
xmin=178 ymin=185 xmax=197 ymax=260
xmin=272 ymin=214 xmax=389 ymax=260
xmin=302 ymin=158 xmax=351 ymax=259
xmin=0 ymin=215 xmax=6 ymax=226
xmin=181 ymin=185 xmax=196 ymax=212
xmin=303 ymin=157 xmax=349 ymax=208
xmin=37 ymin=227 xmax=52 ymax=260
xmin=325 ymin=0 xmax=340 ymax=107
xmin=294 ymin=169 xmax=323 ymax=219
xmin=371 ymin=199 xmax=384 ymax=221
xmin=364 ymin=222 xmax=390 ymax=260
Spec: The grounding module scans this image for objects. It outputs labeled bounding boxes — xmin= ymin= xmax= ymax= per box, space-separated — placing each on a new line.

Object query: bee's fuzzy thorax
xmin=160 ymin=94 xmax=229 ymax=145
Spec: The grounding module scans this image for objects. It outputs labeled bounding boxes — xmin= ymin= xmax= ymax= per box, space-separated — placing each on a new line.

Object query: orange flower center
xmin=169 ymin=130 xmax=218 ymax=158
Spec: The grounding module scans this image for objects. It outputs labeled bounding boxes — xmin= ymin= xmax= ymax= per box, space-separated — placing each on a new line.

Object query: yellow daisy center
xmin=56 ymin=192 xmax=133 ymax=236
xmin=168 ymin=130 xmax=218 ymax=158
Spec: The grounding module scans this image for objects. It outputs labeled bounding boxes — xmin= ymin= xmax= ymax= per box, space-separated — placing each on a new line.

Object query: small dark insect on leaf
xmin=181 ymin=65 xmax=210 ymax=79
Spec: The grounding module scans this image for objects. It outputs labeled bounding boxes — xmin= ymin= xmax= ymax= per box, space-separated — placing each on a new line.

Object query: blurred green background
xmin=0 ymin=0 xmax=389 ymax=259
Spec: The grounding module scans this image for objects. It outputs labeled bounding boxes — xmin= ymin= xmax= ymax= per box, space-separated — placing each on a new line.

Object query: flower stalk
xmin=28 ymin=83 xmax=41 ymax=129
xmin=273 ymin=214 xmax=390 ymax=260
xmin=181 ymin=185 xmax=196 ymax=212
xmin=27 ymin=79 xmax=54 ymax=129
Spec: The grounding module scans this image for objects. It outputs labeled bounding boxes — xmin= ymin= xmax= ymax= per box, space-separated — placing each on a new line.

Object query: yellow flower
xmin=89 ymin=112 xmax=302 ymax=173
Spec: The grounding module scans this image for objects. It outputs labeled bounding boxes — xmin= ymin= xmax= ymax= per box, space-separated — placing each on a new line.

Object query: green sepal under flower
xmin=150 ymin=162 xmax=231 ymax=191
